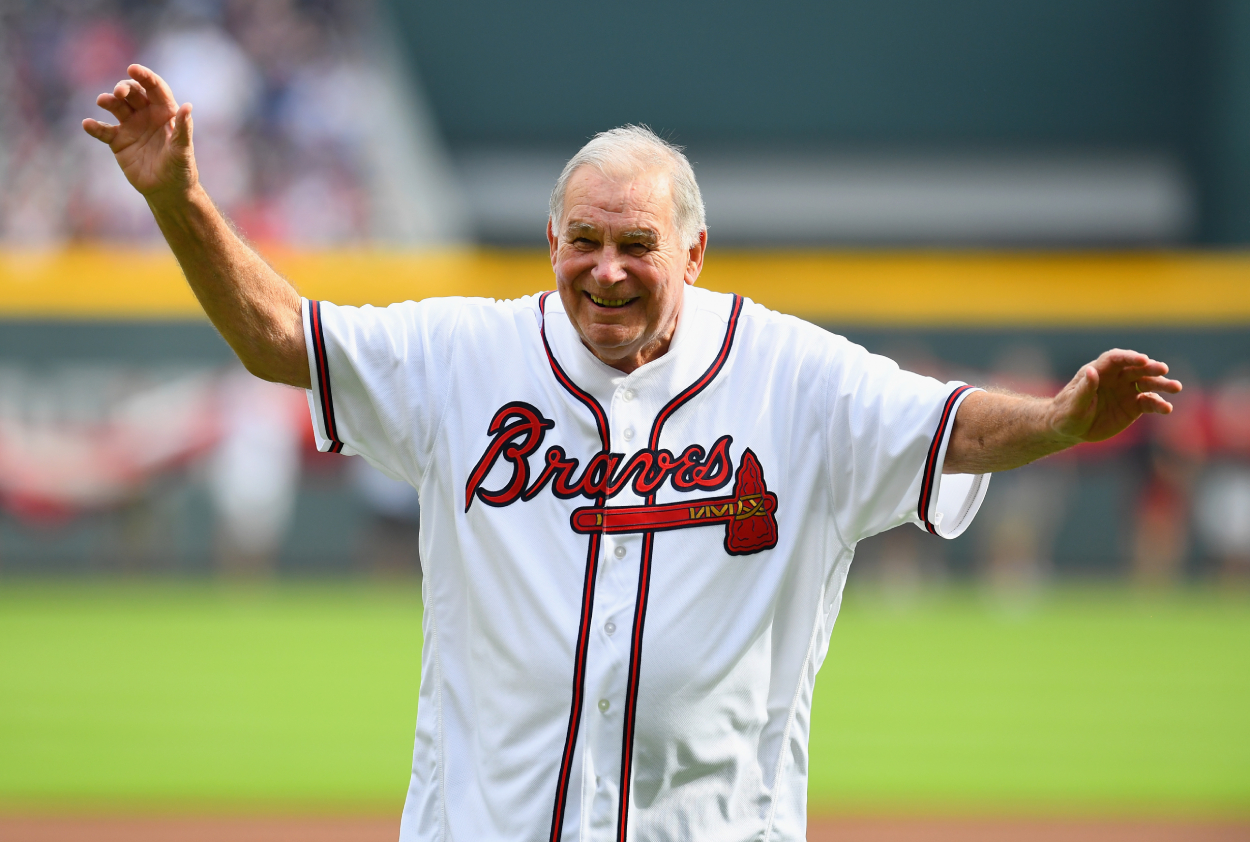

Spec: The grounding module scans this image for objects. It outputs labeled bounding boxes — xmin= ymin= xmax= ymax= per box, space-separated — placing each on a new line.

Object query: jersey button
xmin=598 ymin=699 xmax=611 ymax=713
xmin=623 ymin=389 xmax=635 ymax=402
xmin=623 ymin=427 xmax=634 ymax=441
xmin=605 ymin=621 xmax=616 ymax=635
xmin=614 ymin=545 xmax=626 ymax=559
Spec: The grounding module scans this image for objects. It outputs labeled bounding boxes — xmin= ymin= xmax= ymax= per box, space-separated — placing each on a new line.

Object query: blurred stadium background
xmin=1 ymin=0 xmax=1248 ymax=839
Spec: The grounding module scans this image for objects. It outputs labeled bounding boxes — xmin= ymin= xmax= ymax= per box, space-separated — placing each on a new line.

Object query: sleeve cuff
xmin=303 ymin=297 xmax=348 ymax=455
xmin=917 ymin=384 xmax=990 ymax=539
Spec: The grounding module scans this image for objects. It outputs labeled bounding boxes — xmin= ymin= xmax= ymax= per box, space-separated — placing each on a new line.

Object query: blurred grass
xmin=810 ymin=587 xmax=1250 ymax=817
xmin=0 ymin=582 xmax=1246 ymax=816
xmin=0 ymin=583 xmax=424 ymax=813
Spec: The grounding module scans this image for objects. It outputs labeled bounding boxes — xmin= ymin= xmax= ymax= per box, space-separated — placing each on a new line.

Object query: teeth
xmin=590 ymin=294 xmax=631 ymax=307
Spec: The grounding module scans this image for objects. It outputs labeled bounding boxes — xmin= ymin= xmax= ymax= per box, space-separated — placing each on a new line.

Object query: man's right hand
xmin=80 ymin=64 xmax=309 ymax=389
xmin=82 ymin=64 xmax=197 ymax=202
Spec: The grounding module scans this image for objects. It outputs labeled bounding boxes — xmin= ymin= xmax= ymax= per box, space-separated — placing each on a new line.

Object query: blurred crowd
xmin=0 ymin=363 xmax=420 ymax=577
xmin=0 ymin=0 xmax=376 ymax=246
xmin=855 ymin=345 xmax=1250 ymax=594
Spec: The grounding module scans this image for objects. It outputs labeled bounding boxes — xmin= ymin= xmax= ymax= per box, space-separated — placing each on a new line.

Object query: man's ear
xmin=547 ymin=218 xmax=559 ymax=267
xmin=684 ymin=229 xmax=707 ymax=286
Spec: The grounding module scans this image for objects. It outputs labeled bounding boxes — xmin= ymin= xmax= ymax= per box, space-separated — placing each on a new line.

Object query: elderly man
xmin=85 ymin=66 xmax=1180 ymax=842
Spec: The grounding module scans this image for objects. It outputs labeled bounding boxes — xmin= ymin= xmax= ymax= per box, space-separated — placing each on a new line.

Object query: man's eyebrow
xmin=563 ymin=222 xmax=598 ymax=237
xmin=562 ymin=222 xmax=657 ymax=243
xmin=620 ymin=228 xmax=658 ymax=242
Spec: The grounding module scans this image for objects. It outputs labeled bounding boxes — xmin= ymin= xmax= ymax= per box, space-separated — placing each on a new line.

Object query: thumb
xmin=1080 ymin=364 xmax=1098 ymax=393
xmin=1058 ymin=364 xmax=1098 ymax=419
xmin=173 ymin=103 xmax=193 ymax=148
xmin=1071 ymin=365 xmax=1099 ymax=410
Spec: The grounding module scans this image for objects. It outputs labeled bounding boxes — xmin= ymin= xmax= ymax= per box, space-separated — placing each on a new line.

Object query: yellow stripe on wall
xmin=1 ymin=247 xmax=1248 ymax=325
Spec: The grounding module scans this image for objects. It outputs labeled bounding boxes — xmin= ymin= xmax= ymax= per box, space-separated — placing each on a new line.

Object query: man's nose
xmin=590 ymin=246 xmax=627 ymax=285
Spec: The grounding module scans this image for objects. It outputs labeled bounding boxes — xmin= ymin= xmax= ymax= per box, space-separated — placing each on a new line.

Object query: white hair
xmin=549 ymin=125 xmax=707 ymax=249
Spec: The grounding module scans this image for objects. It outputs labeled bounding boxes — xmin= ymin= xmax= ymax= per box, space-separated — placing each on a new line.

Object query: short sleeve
xmin=825 ymin=338 xmax=989 ymax=545
xmin=303 ymin=297 xmax=462 ymax=486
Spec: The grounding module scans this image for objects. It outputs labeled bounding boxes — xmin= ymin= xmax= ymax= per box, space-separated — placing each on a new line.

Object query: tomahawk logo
xmin=465 ymin=402 xmax=779 ymax=555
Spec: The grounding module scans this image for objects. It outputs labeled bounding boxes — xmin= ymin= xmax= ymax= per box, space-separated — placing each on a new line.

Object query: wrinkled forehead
xmin=559 ymin=165 xmax=676 ymax=233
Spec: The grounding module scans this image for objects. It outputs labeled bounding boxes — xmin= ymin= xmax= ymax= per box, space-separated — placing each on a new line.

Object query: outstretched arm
xmin=944 ymin=349 xmax=1182 ymax=474
xmin=83 ymin=65 xmax=309 ymax=389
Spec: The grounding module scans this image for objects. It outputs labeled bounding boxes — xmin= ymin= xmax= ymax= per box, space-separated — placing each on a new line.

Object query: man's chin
xmin=579 ymin=327 xmax=641 ymax=357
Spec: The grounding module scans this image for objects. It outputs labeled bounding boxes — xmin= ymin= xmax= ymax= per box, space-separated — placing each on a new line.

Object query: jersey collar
xmin=541 ymin=286 xmax=726 ymax=410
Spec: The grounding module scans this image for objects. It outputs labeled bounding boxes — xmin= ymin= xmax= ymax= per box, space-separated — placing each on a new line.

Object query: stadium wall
xmin=3 ymin=248 xmax=1249 ymax=324
xmin=1 ymin=250 xmax=1247 ymax=579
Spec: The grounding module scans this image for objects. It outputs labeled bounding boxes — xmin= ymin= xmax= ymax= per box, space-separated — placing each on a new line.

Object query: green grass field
xmin=1 ymin=582 xmax=1247 ymax=817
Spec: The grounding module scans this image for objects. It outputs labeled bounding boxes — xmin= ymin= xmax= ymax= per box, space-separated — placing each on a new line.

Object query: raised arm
xmin=944 ymin=348 xmax=1182 ymax=474
xmin=83 ymin=65 xmax=309 ymax=389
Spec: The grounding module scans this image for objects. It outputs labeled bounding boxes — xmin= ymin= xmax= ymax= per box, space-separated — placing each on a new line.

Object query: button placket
xmin=575 ymin=376 xmax=646 ymax=831
xmin=614 ymin=380 xmax=645 ymax=454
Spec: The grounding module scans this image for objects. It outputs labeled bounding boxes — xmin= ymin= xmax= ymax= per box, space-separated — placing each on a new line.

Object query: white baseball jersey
xmin=302 ymin=285 xmax=988 ymax=842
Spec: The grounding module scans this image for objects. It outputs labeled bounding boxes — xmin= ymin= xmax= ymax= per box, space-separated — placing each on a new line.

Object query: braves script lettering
xmin=466 ymin=403 xmax=779 ymax=555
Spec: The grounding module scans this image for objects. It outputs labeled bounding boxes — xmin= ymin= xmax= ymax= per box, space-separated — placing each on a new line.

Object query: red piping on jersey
xmin=616 ymin=293 xmax=743 ymax=842
xmin=308 ymin=300 xmax=344 ymax=454
xmin=540 ymin=291 xmax=609 ymax=842
xmin=644 ymin=295 xmax=745 ymax=456
xmin=917 ymin=384 xmax=975 ymax=534
xmin=539 ymin=292 xmax=610 ymax=444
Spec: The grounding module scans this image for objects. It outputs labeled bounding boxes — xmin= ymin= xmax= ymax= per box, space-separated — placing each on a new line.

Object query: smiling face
xmin=548 ymin=165 xmax=706 ymax=374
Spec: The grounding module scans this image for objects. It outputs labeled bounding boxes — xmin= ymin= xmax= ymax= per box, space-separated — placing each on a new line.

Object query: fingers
xmin=96 ymin=92 xmax=134 ymax=121
xmin=127 ymin=64 xmax=178 ymax=111
xmin=81 ymin=117 xmax=118 ymax=144
xmin=94 ymin=77 xmax=151 ymax=123
xmin=1095 ymin=349 xmax=1171 ymax=377
xmin=1136 ymin=391 xmax=1174 ymax=415
xmin=1133 ymin=375 xmax=1183 ymax=395
xmin=1111 ymin=349 xmax=1183 ymax=396
xmin=1094 ymin=349 xmax=1171 ymax=379
xmin=92 ymin=67 xmax=179 ymax=131
xmin=1123 ymin=361 xmax=1170 ymax=379
xmin=1096 ymin=348 xmax=1149 ymax=370
xmin=115 ymin=79 xmax=150 ymax=111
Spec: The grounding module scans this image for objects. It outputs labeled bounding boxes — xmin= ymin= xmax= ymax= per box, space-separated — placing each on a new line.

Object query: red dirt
xmin=806 ymin=816 xmax=1250 ymax=842
xmin=0 ymin=817 xmax=398 ymax=842
xmin=1 ymin=815 xmax=1247 ymax=841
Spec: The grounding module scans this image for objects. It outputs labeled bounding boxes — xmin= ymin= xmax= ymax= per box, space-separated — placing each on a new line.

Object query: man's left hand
xmin=1048 ymin=349 xmax=1183 ymax=444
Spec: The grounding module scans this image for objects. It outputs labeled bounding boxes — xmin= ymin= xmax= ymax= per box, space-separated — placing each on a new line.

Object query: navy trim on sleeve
xmin=917 ymin=384 xmax=975 ymax=534
xmin=308 ymin=299 xmax=345 ymax=454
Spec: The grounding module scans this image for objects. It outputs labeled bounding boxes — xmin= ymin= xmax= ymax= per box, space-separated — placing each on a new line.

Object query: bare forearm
xmin=149 ymin=186 xmax=309 ymax=388
xmin=944 ymin=350 xmax=1183 ymax=474
xmin=943 ymin=390 xmax=1075 ymax=474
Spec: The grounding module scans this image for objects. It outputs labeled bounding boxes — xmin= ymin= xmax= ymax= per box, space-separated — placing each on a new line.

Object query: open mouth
xmin=586 ymin=292 xmax=636 ymax=309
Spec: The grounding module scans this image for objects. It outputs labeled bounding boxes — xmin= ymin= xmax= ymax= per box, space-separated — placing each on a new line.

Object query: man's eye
xmin=572 ymin=237 xmax=596 ymax=247
xmin=624 ymin=243 xmax=650 ymax=255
